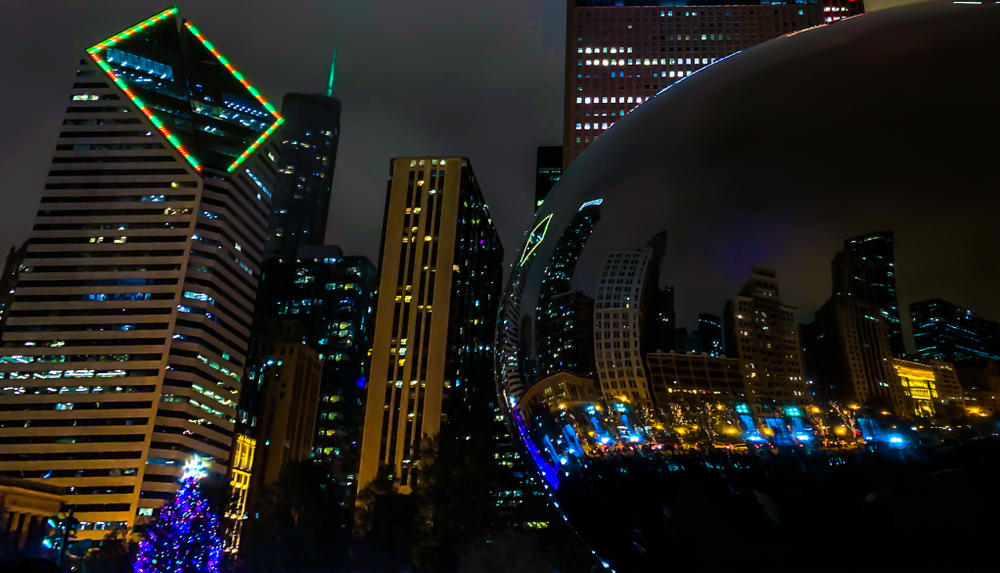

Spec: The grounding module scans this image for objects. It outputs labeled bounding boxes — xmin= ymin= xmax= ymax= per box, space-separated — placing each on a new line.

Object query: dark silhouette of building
xmin=562 ymin=0 xmax=864 ymax=169
xmin=911 ymin=299 xmax=1000 ymax=364
xmin=698 ymin=313 xmax=724 ymax=357
xmin=831 ymin=231 xmax=904 ymax=356
xmin=535 ymin=201 xmax=602 ymax=379
xmin=674 ymin=328 xmax=703 ymax=354
xmin=534 ymin=146 xmax=562 ymax=214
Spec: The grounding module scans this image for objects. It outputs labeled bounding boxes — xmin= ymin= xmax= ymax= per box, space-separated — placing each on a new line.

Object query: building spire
xmin=327 ymin=48 xmax=337 ymax=98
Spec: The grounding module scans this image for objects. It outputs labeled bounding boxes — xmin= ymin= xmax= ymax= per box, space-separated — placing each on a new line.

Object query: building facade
xmin=813 ymin=297 xmax=905 ymax=414
xmin=534 ymin=146 xmax=563 ymax=214
xmin=595 ymin=249 xmax=653 ymax=403
xmin=723 ymin=266 xmax=811 ymax=412
xmin=358 ymin=157 xmax=503 ymax=493
xmin=831 ymin=231 xmax=904 ymax=356
xmin=698 ymin=313 xmax=724 ymax=357
xmin=0 ymin=243 xmax=29 ymax=338
xmin=562 ymin=0 xmax=863 ymax=168
xmin=910 ymin=299 xmax=1000 ymax=364
xmin=0 ymin=8 xmax=281 ymax=537
xmin=645 ymin=352 xmax=749 ymax=405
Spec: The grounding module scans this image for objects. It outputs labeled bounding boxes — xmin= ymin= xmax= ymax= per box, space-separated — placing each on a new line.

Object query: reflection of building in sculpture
xmin=891 ymin=358 xmax=966 ymax=416
xmin=535 ymin=201 xmax=601 ymax=380
xmin=595 ymin=250 xmax=653 ymax=403
xmin=832 ymin=231 xmax=905 ymax=356
xmin=813 ymin=296 xmax=905 ymax=415
xmin=956 ymin=360 xmax=1000 ymax=417
xmin=224 ymin=434 xmax=255 ymax=555
xmin=534 ymin=146 xmax=562 ymax=214
xmin=910 ymin=299 xmax=1000 ymax=364
xmin=359 ymin=157 xmax=503 ymax=493
xmin=645 ymin=352 xmax=750 ymax=405
xmin=698 ymin=314 xmax=724 ymax=357
xmin=0 ymin=477 xmax=65 ymax=549
xmin=724 ymin=266 xmax=811 ymax=411
xmin=674 ymin=328 xmax=703 ymax=354
xmin=518 ymin=371 xmax=602 ymax=418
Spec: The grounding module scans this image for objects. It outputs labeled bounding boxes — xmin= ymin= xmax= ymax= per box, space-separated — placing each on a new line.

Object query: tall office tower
xmin=0 ymin=242 xmax=28 ymax=337
xmin=243 ymin=321 xmax=321 ymax=505
xmin=358 ymin=157 xmax=503 ymax=493
xmin=724 ymin=266 xmax=811 ymax=412
xmin=0 ymin=7 xmax=281 ymax=538
xmin=263 ymin=92 xmax=341 ymax=258
xmin=698 ymin=313 xmax=724 ymax=357
xmin=251 ymin=244 xmax=374 ymax=493
xmin=535 ymin=200 xmax=602 ymax=378
xmin=562 ymin=0 xmax=866 ymax=169
xmin=534 ymin=146 xmax=563 ymax=214
xmin=799 ymin=321 xmax=823 ymax=401
xmin=831 ymin=231 xmax=904 ymax=356
xmin=813 ymin=297 xmax=905 ymax=415
xmin=911 ymin=299 xmax=1000 ymax=364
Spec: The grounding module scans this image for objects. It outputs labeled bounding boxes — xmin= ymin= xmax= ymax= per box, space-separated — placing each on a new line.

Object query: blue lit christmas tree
xmin=134 ymin=456 xmax=223 ymax=573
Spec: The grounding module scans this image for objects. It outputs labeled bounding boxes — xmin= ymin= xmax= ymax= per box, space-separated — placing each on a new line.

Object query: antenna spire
xmin=327 ymin=48 xmax=337 ymax=97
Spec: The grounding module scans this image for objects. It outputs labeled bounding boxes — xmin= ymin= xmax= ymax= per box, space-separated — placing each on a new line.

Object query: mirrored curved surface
xmin=496 ymin=2 xmax=1000 ymax=571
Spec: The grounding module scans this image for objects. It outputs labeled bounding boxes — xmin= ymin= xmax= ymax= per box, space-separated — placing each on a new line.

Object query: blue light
xmin=559 ymin=456 xmax=569 ymax=465
xmin=600 ymin=437 xmax=612 ymax=444
xmin=356 ymin=376 xmax=366 ymax=388
xmin=889 ymin=436 xmax=903 ymax=444
xmin=629 ymin=435 xmax=640 ymax=443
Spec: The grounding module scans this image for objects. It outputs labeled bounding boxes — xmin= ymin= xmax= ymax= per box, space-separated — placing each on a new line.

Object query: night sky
xmin=1 ymin=0 xmax=967 ymax=343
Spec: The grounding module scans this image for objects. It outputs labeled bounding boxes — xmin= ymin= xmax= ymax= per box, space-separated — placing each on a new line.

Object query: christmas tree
xmin=134 ymin=456 xmax=223 ymax=573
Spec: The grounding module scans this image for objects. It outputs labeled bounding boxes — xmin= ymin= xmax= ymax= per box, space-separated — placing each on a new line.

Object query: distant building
xmin=223 ymin=435 xmax=254 ymax=555
xmin=645 ymin=352 xmax=749 ymax=405
xmin=595 ymin=248 xmax=654 ymax=403
xmin=245 ymin=321 xmax=322 ymax=503
xmin=724 ymin=266 xmax=811 ymax=411
xmin=534 ymin=146 xmax=562 ymax=214
xmin=264 ymin=92 xmax=342 ymax=259
xmin=358 ymin=157 xmax=503 ymax=493
xmin=698 ymin=313 xmax=724 ymax=357
xmin=814 ymin=297 xmax=905 ymax=415
xmin=910 ymin=299 xmax=1000 ymax=364
xmin=674 ymin=327 xmax=703 ymax=354
xmin=562 ymin=0 xmax=863 ymax=168
xmin=0 ymin=242 xmax=27 ymax=338
xmin=955 ymin=359 xmax=1000 ymax=417
xmin=517 ymin=371 xmax=602 ymax=418
xmin=548 ymin=290 xmax=597 ymax=380
xmin=535 ymin=200 xmax=601 ymax=379
xmin=891 ymin=358 xmax=964 ymax=418
xmin=831 ymin=231 xmax=905 ymax=356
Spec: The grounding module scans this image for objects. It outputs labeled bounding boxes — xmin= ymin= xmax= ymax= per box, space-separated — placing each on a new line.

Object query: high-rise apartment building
xmin=0 ymin=7 xmax=281 ymax=538
xmin=831 ymin=231 xmax=904 ymax=356
xmin=813 ymin=297 xmax=905 ymax=415
xmin=562 ymin=0 xmax=863 ymax=168
xmin=534 ymin=146 xmax=563 ymax=214
xmin=264 ymin=93 xmax=341 ymax=259
xmin=358 ymin=157 xmax=503 ymax=493
xmin=563 ymin=0 xmax=864 ymax=171
xmin=724 ymin=266 xmax=811 ymax=412
xmin=0 ymin=243 xmax=28 ymax=338
xmin=698 ymin=313 xmax=724 ymax=357
xmin=910 ymin=299 xmax=1000 ymax=364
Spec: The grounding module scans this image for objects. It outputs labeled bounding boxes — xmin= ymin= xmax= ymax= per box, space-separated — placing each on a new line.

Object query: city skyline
xmin=0 ymin=0 xmax=994 ymax=346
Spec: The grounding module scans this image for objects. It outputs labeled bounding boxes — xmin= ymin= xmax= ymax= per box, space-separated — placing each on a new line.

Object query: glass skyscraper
xmin=911 ymin=299 xmax=1000 ymax=364
xmin=0 ymin=7 xmax=281 ymax=537
xmin=832 ymin=230 xmax=905 ymax=356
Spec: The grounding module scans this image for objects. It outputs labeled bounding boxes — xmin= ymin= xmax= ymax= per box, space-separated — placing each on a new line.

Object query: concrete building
xmin=358 ymin=157 xmax=503 ymax=493
xmin=0 ymin=477 xmax=66 ymax=549
xmin=645 ymin=352 xmax=749 ymax=405
xmin=724 ymin=266 xmax=811 ymax=412
xmin=517 ymin=371 xmax=602 ymax=418
xmin=562 ymin=0 xmax=863 ymax=168
xmin=0 ymin=7 xmax=280 ymax=538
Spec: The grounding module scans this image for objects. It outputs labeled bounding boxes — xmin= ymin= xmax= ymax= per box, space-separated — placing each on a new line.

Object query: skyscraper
xmin=910 ymin=299 xmax=1000 ymax=364
xmin=562 ymin=0 xmax=863 ymax=169
xmin=831 ymin=231 xmax=904 ymax=356
xmin=535 ymin=200 xmax=601 ymax=378
xmin=813 ymin=297 xmax=905 ymax=415
xmin=0 ymin=242 xmax=28 ymax=338
xmin=724 ymin=266 xmax=811 ymax=412
xmin=263 ymin=92 xmax=341 ymax=259
xmin=0 ymin=7 xmax=280 ymax=538
xmin=534 ymin=146 xmax=563 ymax=214
xmin=698 ymin=313 xmax=724 ymax=357
xmin=358 ymin=157 xmax=503 ymax=493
